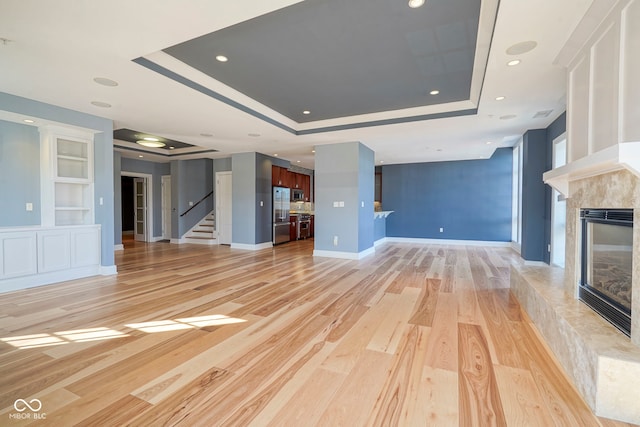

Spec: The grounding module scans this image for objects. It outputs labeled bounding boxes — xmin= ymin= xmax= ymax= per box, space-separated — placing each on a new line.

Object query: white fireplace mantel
xmin=544 ymin=142 xmax=640 ymax=197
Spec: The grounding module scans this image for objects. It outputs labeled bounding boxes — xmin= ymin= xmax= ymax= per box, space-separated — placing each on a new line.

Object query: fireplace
xmin=579 ymin=208 xmax=633 ymax=336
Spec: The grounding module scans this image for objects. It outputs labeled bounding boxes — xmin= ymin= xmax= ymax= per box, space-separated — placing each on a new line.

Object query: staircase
xmin=184 ymin=212 xmax=217 ymax=245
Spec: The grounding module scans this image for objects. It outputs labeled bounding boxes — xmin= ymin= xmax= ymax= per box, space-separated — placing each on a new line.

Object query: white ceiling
xmin=0 ymin=0 xmax=595 ymax=168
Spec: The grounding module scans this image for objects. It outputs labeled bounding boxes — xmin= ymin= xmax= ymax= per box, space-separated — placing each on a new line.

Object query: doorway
xmin=216 ymin=171 xmax=232 ymax=245
xmin=121 ymin=172 xmax=153 ymax=243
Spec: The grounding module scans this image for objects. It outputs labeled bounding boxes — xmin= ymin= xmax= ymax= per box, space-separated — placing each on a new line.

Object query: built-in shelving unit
xmin=40 ymin=127 xmax=95 ymax=226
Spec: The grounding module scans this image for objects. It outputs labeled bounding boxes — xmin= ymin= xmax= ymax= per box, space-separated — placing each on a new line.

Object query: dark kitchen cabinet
xmin=310 ymin=215 xmax=314 ymax=237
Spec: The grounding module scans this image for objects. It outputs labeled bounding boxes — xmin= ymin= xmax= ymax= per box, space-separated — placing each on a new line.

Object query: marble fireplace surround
xmin=511 ymin=156 xmax=640 ymax=423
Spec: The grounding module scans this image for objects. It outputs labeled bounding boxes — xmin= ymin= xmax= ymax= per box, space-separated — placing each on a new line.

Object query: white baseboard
xmin=100 ymin=265 xmax=118 ymax=275
xmin=374 ymin=237 xmax=388 ymax=247
xmin=149 ymin=236 xmax=165 ymax=242
xmin=383 ymin=237 xmax=512 ymax=247
xmin=511 ymin=241 xmax=521 ymax=254
xmin=0 ymin=266 xmax=101 ymax=294
xmin=313 ymin=246 xmax=375 ymax=260
xmin=231 ymin=242 xmax=273 ymax=251
xmin=523 ymin=260 xmax=549 ymax=267
xmin=170 ymin=238 xmax=185 ymax=244
xmin=114 ymin=244 xmax=124 ymax=251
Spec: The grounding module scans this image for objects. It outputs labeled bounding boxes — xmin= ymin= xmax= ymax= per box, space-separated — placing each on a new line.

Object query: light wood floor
xmin=0 ymin=239 xmax=636 ymax=426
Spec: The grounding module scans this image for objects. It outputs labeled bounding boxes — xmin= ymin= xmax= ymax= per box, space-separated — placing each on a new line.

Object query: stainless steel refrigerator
xmin=273 ymin=186 xmax=291 ymax=245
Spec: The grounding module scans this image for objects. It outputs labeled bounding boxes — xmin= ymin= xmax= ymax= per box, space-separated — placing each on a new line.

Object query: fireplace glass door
xmin=580 ymin=209 xmax=633 ymax=336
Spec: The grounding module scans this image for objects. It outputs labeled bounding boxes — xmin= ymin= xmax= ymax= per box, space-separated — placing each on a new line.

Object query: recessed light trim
xmin=91 ymin=101 xmax=111 ymax=108
xmin=495 ymin=96 xmax=505 ymax=101
xmin=169 ymin=146 xmax=175 ymax=150
xmin=136 ymin=140 xmax=166 ymax=148
xmin=274 ymin=154 xmax=278 ymax=157
xmin=302 ymin=110 xmax=310 ymax=115
xmin=486 ymin=141 xmax=493 ymax=145
xmin=23 ymin=119 xmax=35 ymax=123
xmin=138 ymin=155 xmax=144 ymax=158
xmin=142 ymin=137 xmax=159 ymax=142
xmin=93 ymin=77 xmax=119 ymax=87
xmin=507 ymin=59 xmax=521 ymax=66
xmin=506 ymin=41 xmax=537 ymax=55
xmin=408 ymin=0 xmax=425 ymax=8
xmin=429 ymin=90 xmax=440 ymax=95
xmin=216 ymin=55 xmax=228 ymax=62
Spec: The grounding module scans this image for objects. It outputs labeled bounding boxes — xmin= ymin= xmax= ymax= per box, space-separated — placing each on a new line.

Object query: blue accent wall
xmin=383 ymin=148 xmax=512 ymax=241
xmin=521 ymin=129 xmax=548 ymax=261
xmin=171 ymin=158 xmax=213 ymax=238
xmin=0 ymin=120 xmax=41 ymax=226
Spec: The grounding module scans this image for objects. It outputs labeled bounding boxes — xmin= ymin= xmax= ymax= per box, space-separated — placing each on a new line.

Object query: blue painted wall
xmin=0 ymin=120 xmax=41 ymax=226
xmin=0 ymin=92 xmax=115 ymax=267
xmin=256 ymin=153 xmax=273 ymax=244
xmin=383 ymin=148 xmax=512 ymax=241
xmin=232 ymin=152 xmax=257 ymax=245
xmin=374 ymin=216 xmax=386 ymax=242
xmin=315 ymin=142 xmax=374 ymax=255
xmin=521 ymin=129 xmax=548 ymax=261
xmin=171 ymin=158 xmax=213 ymax=238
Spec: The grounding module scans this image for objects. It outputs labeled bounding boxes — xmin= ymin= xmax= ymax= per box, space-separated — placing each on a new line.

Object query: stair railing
xmin=179 ymin=191 xmax=213 ymax=217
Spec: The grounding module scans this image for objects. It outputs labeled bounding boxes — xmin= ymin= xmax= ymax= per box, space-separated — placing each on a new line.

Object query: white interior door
xmin=161 ymin=175 xmax=172 ymax=240
xmin=216 ymin=172 xmax=232 ymax=245
xmin=134 ymin=177 xmax=147 ymax=242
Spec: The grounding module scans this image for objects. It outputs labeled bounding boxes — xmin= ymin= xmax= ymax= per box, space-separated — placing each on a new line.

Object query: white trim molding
xmin=100 ymin=265 xmax=118 ymax=275
xmin=114 ymin=244 xmax=124 ymax=251
xmin=384 ymin=237 xmax=512 ymax=247
xmin=313 ymin=246 xmax=375 ymax=260
xmin=231 ymin=242 xmax=273 ymax=251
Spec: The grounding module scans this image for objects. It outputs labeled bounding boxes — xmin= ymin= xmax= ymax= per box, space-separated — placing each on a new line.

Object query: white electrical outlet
xmin=333 ymin=236 xmax=338 ymax=246
xmin=439 ymin=227 xmax=444 ymax=233
xmin=260 ymin=201 xmax=264 ymax=207
xmin=189 ymin=201 xmax=194 ymax=206
xmin=333 ymin=201 xmax=339 ymax=207
xmin=339 ymin=201 xmax=344 ymax=207
xmin=99 ymin=197 xmax=104 ymax=205
xmin=361 ymin=201 xmax=364 ymax=208
xmin=26 ymin=202 xmax=33 ymax=211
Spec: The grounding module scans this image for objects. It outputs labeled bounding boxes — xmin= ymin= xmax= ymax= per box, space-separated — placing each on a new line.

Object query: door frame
xmin=121 ymin=172 xmax=153 ymax=243
xmin=161 ymin=175 xmax=172 ymax=240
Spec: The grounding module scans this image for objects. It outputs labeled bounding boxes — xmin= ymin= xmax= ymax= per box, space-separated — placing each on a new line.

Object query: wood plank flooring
xmin=0 ymin=239 xmax=636 ymax=426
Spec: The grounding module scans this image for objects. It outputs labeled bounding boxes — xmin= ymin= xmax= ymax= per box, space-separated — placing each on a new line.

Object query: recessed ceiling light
xmin=296 ymin=160 xmax=301 ymax=163
xmin=380 ymin=160 xmax=385 ymax=164
xmin=93 ymin=77 xmax=118 ymax=87
xmin=303 ymin=110 xmax=310 ymax=115
xmin=274 ymin=154 xmax=278 ymax=157
xmin=429 ymin=90 xmax=440 ymax=95
xmin=486 ymin=141 xmax=493 ymax=145
xmin=248 ymin=133 xmax=260 ymax=137
xmin=216 ymin=55 xmax=228 ymax=62
xmin=169 ymin=146 xmax=175 ymax=150
xmin=507 ymin=59 xmax=521 ymax=66
xmin=23 ymin=119 xmax=35 ymax=123
xmin=136 ymin=140 xmax=166 ymax=148
xmin=506 ymin=41 xmax=537 ymax=55
xmin=495 ymin=96 xmax=505 ymax=101
xmin=91 ymin=101 xmax=111 ymax=108
xmin=408 ymin=0 xmax=425 ymax=8
xmin=142 ymin=137 xmax=159 ymax=142
xmin=312 ymin=149 xmax=315 ymax=153
xmin=138 ymin=155 xmax=143 ymax=158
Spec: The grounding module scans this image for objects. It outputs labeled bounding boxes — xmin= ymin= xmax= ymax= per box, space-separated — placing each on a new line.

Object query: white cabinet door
xmin=71 ymin=227 xmax=100 ymax=267
xmin=1 ymin=232 xmax=37 ymax=278
xmin=37 ymin=230 xmax=71 ymax=272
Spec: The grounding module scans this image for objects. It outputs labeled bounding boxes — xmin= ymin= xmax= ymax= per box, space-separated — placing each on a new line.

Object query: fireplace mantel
xmin=544 ymin=142 xmax=640 ymax=197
